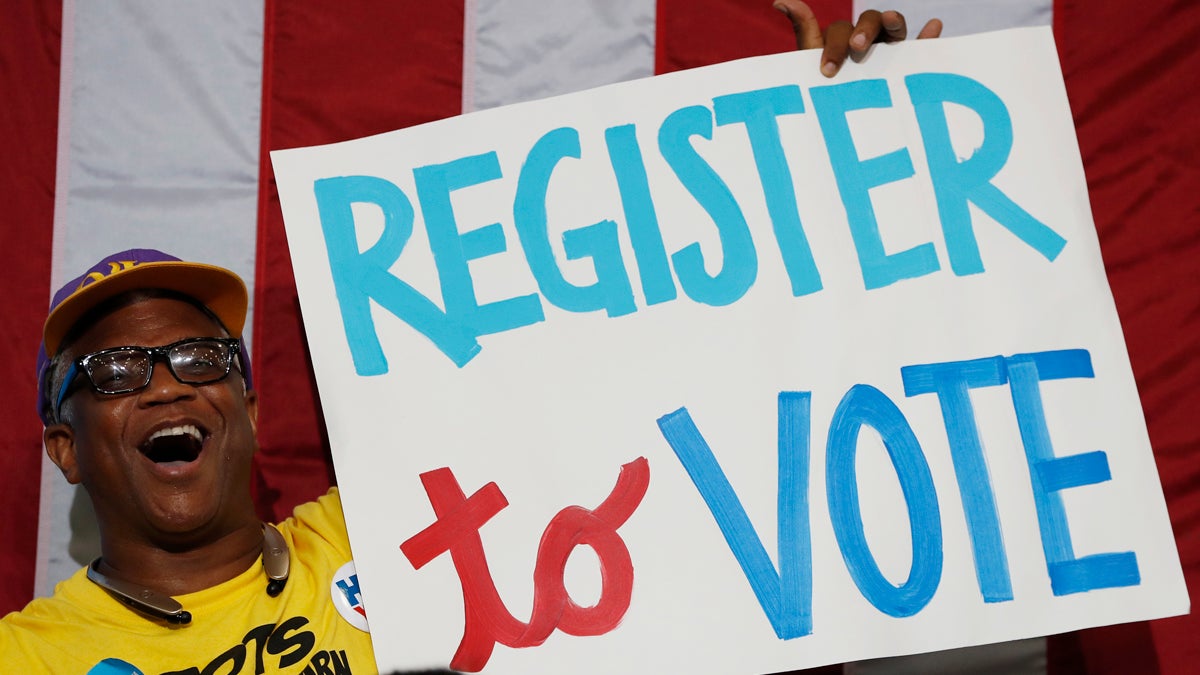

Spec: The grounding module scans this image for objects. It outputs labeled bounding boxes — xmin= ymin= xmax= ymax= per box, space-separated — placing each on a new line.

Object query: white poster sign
xmin=272 ymin=27 xmax=1188 ymax=674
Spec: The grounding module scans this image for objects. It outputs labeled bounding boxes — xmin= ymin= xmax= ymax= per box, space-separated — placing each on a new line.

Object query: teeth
xmin=148 ymin=425 xmax=203 ymax=443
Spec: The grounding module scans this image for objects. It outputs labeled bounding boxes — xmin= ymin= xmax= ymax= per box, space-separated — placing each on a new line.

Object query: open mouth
xmin=140 ymin=424 xmax=206 ymax=464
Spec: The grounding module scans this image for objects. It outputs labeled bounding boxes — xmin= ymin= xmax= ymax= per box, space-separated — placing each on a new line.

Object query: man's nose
xmin=140 ymin=360 xmax=196 ymax=404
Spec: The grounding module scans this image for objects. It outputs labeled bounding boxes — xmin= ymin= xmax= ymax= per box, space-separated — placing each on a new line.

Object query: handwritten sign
xmin=271 ymin=27 xmax=1188 ymax=674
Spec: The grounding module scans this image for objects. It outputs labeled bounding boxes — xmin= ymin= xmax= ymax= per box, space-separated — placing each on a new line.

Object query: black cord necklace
xmin=86 ymin=523 xmax=291 ymax=625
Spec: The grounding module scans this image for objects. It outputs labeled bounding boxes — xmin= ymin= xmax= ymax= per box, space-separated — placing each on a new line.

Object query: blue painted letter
xmin=713 ymin=86 xmax=822 ymax=296
xmin=906 ymin=73 xmax=1066 ymax=275
xmin=1006 ymin=350 xmax=1140 ymax=595
xmin=658 ymin=393 xmax=813 ymax=639
xmin=826 ymin=384 xmax=942 ymax=617
xmin=811 ymin=79 xmax=940 ymax=289
xmin=902 ymin=356 xmax=1013 ymax=602
xmin=513 ymin=127 xmax=637 ymax=317
xmin=314 ymin=175 xmax=480 ymax=372
xmin=605 ymin=124 xmax=678 ymax=306
xmin=659 ymin=105 xmax=758 ymax=306
xmin=415 ymin=153 xmax=545 ymax=338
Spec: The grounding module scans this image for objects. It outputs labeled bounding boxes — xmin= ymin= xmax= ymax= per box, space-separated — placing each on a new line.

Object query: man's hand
xmin=773 ymin=0 xmax=943 ymax=77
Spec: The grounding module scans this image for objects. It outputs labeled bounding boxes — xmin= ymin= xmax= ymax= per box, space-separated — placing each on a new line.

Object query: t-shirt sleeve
xmin=280 ymin=487 xmax=354 ymax=562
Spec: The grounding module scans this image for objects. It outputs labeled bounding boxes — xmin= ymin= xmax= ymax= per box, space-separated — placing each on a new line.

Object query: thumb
xmin=774 ymin=0 xmax=823 ymax=50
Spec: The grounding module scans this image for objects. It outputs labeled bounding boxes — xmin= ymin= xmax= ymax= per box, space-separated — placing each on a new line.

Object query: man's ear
xmin=44 ymin=424 xmax=81 ymax=485
xmin=244 ymin=389 xmax=259 ymax=437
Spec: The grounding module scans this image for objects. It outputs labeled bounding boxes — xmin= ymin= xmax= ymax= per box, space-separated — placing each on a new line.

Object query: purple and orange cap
xmin=36 ymin=249 xmax=253 ymax=424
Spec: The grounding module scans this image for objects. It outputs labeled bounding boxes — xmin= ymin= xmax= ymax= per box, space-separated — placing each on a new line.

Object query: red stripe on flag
xmin=252 ymin=0 xmax=467 ymax=521
xmin=1049 ymin=0 xmax=1200 ymax=673
xmin=654 ymin=0 xmax=851 ymax=74
xmin=0 ymin=0 xmax=62 ymax=614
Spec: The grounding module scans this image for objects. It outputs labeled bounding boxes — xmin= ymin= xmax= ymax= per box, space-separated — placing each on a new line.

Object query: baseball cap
xmin=36 ymin=249 xmax=253 ymax=424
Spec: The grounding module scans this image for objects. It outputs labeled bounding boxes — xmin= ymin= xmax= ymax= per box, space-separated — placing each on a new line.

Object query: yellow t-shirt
xmin=0 ymin=489 xmax=376 ymax=674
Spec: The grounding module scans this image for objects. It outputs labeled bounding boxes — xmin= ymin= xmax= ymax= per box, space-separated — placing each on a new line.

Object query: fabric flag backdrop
xmin=1 ymin=1 xmax=1196 ymax=673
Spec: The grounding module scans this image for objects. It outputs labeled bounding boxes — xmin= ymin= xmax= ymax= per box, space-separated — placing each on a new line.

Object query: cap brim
xmin=42 ymin=261 xmax=248 ymax=356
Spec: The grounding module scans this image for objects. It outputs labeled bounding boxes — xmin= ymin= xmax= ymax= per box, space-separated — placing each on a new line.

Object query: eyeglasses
xmin=55 ymin=337 xmax=242 ymax=416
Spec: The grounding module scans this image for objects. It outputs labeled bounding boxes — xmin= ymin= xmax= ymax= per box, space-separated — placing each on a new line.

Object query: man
xmin=12 ymin=249 xmax=376 ymax=674
xmin=0 ymin=6 xmax=936 ymax=672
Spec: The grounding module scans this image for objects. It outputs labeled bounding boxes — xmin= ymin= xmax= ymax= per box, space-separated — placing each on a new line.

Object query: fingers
xmin=848 ymin=10 xmax=885 ymax=52
xmin=774 ymin=3 xmax=943 ymax=78
xmin=824 ymin=9 xmax=893 ymax=78
xmin=879 ymin=10 xmax=908 ymax=42
xmin=916 ymin=18 xmax=943 ymax=40
xmin=773 ymin=0 xmax=823 ymax=50
xmin=820 ymin=21 xmax=854 ymax=77
xmin=821 ymin=10 xmax=942 ymax=78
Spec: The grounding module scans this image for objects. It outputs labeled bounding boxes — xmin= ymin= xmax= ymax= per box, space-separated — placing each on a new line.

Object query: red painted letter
xmin=400 ymin=458 xmax=650 ymax=671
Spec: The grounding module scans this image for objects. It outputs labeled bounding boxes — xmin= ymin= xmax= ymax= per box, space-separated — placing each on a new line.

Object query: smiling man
xmin=5 ymin=250 xmax=376 ymax=674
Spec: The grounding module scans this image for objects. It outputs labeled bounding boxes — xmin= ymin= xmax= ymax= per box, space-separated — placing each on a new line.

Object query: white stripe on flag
xmin=36 ymin=0 xmax=266 ymax=597
xmin=853 ymin=0 xmax=1052 ymax=37
xmin=464 ymin=0 xmax=657 ymax=112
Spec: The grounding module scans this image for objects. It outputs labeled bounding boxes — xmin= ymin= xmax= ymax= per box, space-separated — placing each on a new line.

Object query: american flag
xmin=2 ymin=1 xmax=1197 ymax=672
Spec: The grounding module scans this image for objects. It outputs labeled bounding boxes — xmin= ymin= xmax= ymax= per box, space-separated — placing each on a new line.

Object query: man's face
xmin=45 ymin=296 xmax=259 ymax=546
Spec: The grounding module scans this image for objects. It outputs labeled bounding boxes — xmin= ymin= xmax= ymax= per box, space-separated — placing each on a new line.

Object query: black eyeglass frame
xmin=54 ymin=337 xmax=242 ymax=418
